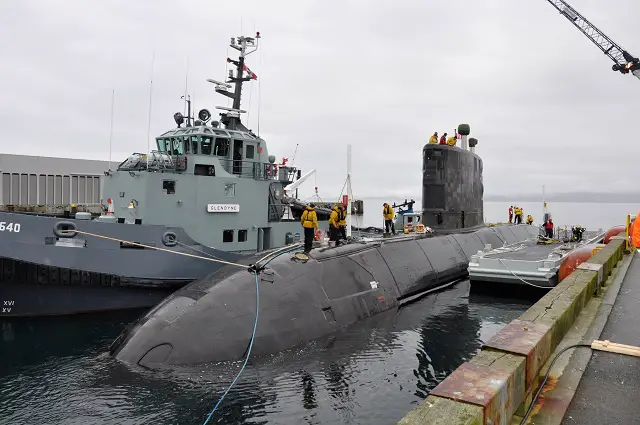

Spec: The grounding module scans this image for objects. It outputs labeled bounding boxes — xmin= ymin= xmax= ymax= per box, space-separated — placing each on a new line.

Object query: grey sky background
xmin=1 ymin=0 xmax=638 ymax=201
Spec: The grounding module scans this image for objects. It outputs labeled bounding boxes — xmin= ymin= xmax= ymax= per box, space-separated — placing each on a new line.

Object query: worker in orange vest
xmin=545 ymin=218 xmax=554 ymax=239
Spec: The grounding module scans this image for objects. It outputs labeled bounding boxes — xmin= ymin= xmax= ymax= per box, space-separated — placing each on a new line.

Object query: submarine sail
xmin=422 ymin=124 xmax=483 ymax=230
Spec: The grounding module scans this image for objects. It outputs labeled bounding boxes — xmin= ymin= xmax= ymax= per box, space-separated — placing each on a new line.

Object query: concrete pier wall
xmin=398 ymin=239 xmax=625 ymax=425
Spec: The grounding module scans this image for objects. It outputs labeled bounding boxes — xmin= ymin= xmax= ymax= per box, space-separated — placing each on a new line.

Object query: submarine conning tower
xmin=422 ymin=124 xmax=483 ymax=230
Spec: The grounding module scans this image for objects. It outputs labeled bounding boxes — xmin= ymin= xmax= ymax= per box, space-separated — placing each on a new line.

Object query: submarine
xmin=110 ymin=125 xmax=539 ymax=367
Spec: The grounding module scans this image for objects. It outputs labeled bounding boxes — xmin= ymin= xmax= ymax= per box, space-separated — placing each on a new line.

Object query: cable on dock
xmin=520 ymin=339 xmax=640 ymax=424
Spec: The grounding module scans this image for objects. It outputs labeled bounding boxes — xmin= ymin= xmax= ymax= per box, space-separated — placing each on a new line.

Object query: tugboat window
xmin=183 ymin=137 xmax=190 ymax=153
xmin=171 ymin=139 xmax=184 ymax=155
xmin=223 ymin=230 xmax=234 ymax=243
xmin=214 ymin=138 xmax=229 ymax=156
xmin=163 ymin=180 xmax=176 ymax=194
xmin=201 ymin=137 xmax=213 ymax=155
xmin=191 ymin=136 xmax=199 ymax=154
xmin=238 ymin=229 xmax=248 ymax=242
xmin=245 ymin=145 xmax=255 ymax=159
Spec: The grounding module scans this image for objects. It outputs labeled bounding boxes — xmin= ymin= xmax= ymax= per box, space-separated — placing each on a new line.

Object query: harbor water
xmin=1 ymin=281 xmax=533 ymax=425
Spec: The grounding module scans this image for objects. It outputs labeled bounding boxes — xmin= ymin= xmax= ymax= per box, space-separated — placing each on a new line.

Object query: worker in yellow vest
xmin=329 ymin=204 xmax=341 ymax=244
xmin=300 ymin=204 xmax=318 ymax=253
xmin=383 ymin=202 xmax=396 ymax=235
xmin=526 ymin=215 xmax=534 ymax=225
xmin=446 ymin=135 xmax=457 ymax=146
xmin=428 ymin=132 xmax=438 ymax=144
xmin=338 ymin=204 xmax=347 ymax=241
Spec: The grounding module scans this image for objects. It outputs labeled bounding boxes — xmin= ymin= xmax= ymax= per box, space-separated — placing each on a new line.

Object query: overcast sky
xmin=1 ymin=0 xmax=639 ymax=200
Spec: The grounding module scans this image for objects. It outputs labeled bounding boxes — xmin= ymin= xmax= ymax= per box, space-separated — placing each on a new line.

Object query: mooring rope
xmin=61 ymin=229 xmax=249 ymax=269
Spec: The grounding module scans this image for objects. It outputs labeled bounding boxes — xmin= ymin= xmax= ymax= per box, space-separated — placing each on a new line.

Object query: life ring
xmin=54 ymin=221 xmax=77 ymax=238
xmin=266 ymin=164 xmax=278 ymax=177
xmin=314 ymin=229 xmax=322 ymax=241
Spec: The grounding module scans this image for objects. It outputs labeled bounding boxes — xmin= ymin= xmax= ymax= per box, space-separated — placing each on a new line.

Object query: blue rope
xmin=201 ymin=271 xmax=260 ymax=425
xmin=200 ymin=243 xmax=303 ymax=424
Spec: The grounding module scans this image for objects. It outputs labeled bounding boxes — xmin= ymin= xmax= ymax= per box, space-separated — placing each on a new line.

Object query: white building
xmin=0 ymin=154 xmax=109 ymax=206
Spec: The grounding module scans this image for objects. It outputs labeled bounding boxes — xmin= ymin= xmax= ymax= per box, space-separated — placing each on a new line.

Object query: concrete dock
xmin=398 ymin=237 xmax=632 ymax=425
xmin=560 ymin=252 xmax=640 ymax=425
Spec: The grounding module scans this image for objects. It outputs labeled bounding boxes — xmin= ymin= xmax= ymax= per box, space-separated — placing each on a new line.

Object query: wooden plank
xmin=591 ymin=340 xmax=640 ymax=357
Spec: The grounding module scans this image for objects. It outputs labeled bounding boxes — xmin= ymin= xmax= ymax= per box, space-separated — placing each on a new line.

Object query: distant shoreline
xmin=338 ymin=195 xmax=640 ymax=204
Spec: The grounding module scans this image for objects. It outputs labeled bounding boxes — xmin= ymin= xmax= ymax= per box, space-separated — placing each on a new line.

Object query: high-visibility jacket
xmin=329 ymin=207 xmax=340 ymax=228
xmin=446 ymin=136 xmax=457 ymax=146
xmin=633 ymin=214 xmax=640 ymax=248
xmin=301 ymin=207 xmax=318 ymax=229
xmin=526 ymin=215 xmax=533 ymax=224
xmin=383 ymin=205 xmax=394 ymax=220
xmin=429 ymin=135 xmax=438 ymax=144
xmin=339 ymin=208 xmax=346 ymax=226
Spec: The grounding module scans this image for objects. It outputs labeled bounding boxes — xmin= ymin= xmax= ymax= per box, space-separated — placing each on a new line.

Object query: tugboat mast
xmin=208 ymin=32 xmax=261 ymax=131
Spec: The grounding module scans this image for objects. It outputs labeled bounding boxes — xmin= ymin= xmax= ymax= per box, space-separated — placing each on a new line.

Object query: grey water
xmin=0 ymin=281 xmax=533 ymax=425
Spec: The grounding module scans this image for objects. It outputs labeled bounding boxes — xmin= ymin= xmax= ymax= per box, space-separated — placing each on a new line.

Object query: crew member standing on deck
xmin=383 ymin=203 xmax=396 ymax=234
xmin=545 ymin=218 xmax=554 ymax=238
xmin=429 ymin=132 xmax=438 ymax=144
xmin=301 ymin=203 xmax=318 ymax=253
xmin=329 ymin=205 xmax=341 ymax=244
xmin=439 ymin=133 xmax=448 ymax=145
xmin=508 ymin=206 xmax=513 ymax=224
xmin=338 ymin=204 xmax=347 ymax=241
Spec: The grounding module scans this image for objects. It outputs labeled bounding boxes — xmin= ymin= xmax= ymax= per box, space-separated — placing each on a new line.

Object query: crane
xmin=545 ymin=0 xmax=640 ymax=80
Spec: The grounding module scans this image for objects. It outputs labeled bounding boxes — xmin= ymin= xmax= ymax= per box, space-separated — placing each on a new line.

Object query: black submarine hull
xmin=110 ymin=224 xmax=538 ymax=367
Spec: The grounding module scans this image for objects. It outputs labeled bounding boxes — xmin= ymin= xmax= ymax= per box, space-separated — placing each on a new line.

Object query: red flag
xmin=243 ymin=64 xmax=257 ymax=80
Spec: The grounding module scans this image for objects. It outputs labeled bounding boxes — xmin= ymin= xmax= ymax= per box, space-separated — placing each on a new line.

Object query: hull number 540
xmin=0 ymin=222 xmax=21 ymax=232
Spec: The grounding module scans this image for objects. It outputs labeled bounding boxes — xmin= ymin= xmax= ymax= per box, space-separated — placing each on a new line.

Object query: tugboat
xmin=0 ymin=33 xmax=332 ymax=316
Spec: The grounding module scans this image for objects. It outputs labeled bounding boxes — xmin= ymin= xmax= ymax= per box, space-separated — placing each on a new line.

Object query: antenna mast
xmin=346 ymin=144 xmax=352 ymax=238
xmin=108 ymin=89 xmax=115 ymax=171
xmin=208 ymin=32 xmax=261 ymax=131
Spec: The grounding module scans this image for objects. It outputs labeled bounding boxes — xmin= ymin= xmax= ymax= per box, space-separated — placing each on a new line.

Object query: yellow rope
xmin=61 ymin=229 xmax=248 ymax=269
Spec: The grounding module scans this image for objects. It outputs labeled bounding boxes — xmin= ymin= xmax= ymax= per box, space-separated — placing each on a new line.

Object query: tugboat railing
xmin=219 ymin=159 xmax=297 ymax=182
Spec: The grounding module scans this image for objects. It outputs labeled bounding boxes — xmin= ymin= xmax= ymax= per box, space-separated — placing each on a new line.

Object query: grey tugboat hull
xmin=0 ymin=211 xmax=239 ymax=316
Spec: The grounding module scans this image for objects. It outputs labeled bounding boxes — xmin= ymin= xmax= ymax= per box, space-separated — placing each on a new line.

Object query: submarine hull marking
xmin=347 ymin=248 xmax=401 ymax=299
xmin=111 ymin=224 xmax=535 ymax=367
